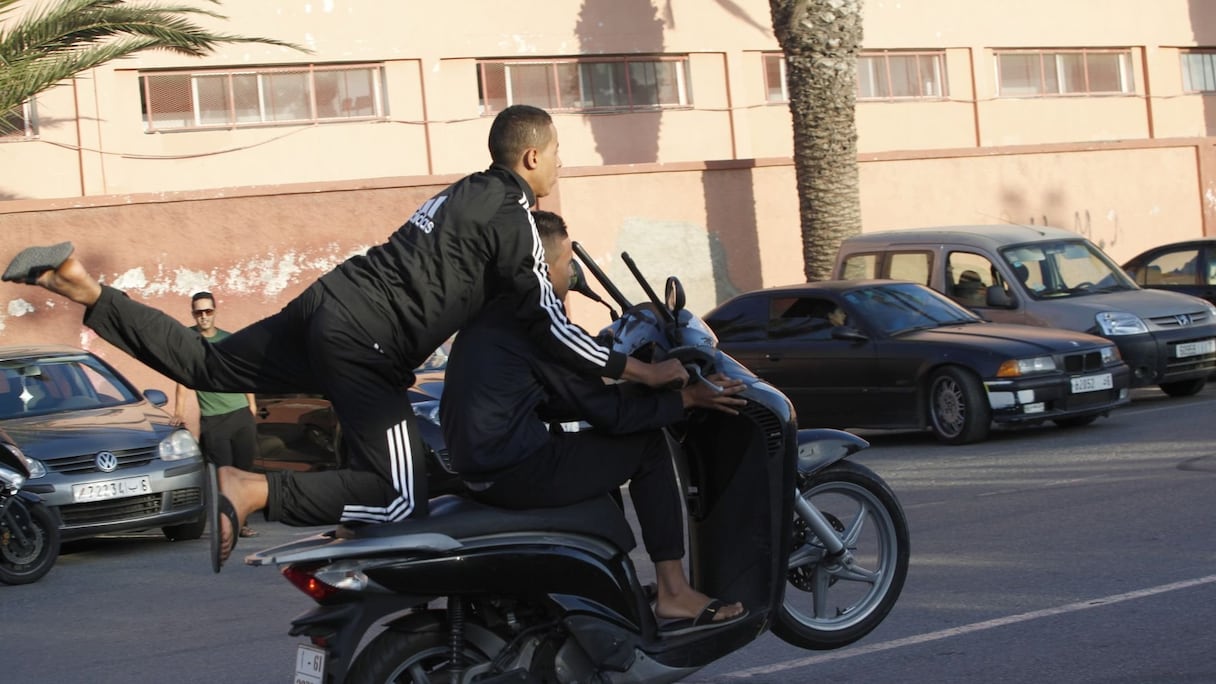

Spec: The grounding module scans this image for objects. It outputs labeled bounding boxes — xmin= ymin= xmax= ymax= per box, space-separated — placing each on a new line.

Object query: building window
xmin=763 ymin=53 xmax=788 ymax=102
xmin=995 ymin=49 xmax=1134 ymax=97
xmin=857 ymin=51 xmax=947 ymax=99
xmin=1181 ymin=50 xmax=1216 ymax=92
xmin=762 ymin=50 xmax=946 ymax=102
xmin=1 ymin=101 xmax=37 ymax=141
xmin=477 ymin=56 xmax=691 ymax=114
xmin=140 ymin=63 xmax=387 ymax=132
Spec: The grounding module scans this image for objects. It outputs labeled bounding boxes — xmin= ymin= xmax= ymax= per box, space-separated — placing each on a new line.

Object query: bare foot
xmin=217 ymin=466 xmax=269 ymax=562
xmin=35 ymin=256 xmax=102 ymax=306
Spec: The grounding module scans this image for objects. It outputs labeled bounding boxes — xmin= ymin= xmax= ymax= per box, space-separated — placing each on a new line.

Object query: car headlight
xmin=159 ymin=429 xmax=202 ymax=462
xmin=1 ymin=442 xmax=45 ymax=479
xmin=1100 ymin=345 xmax=1120 ymax=364
xmin=997 ymin=356 xmax=1056 ymax=377
xmin=412 ymin=400 xmax=441 ymax=426
xmin=1095 ymin=312 xmax=1148 ymax=336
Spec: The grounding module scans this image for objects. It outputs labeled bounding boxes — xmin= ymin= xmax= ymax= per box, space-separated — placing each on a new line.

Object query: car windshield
xmin=842 ymin=282 xmax=982 ymax=336
xmin=1001 ymin=240 xmax=1136 ymax=299
xmin=0 ymin=354 xmax=138 ymax=419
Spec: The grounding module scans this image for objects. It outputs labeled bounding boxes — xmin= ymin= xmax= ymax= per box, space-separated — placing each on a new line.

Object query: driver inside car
xmin=440 ymin=210 xmax=751 ymax=633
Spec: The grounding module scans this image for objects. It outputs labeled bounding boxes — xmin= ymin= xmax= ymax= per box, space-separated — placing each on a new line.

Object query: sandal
xmin=206 ymin=464 xmax=240 ymax=573
xmin=658 ymin=599 xmax=749 ymax=637
xmin=2 ymin=242 xmax=74 ymax=284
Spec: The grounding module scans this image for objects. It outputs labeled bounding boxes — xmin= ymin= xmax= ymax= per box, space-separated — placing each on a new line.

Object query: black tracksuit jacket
xmin=319 ymin=164 xmax=626 ymax=383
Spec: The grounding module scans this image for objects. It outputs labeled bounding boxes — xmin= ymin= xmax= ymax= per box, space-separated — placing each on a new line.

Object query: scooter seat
xmin=351 ymin=493 xmax=636 ymax=553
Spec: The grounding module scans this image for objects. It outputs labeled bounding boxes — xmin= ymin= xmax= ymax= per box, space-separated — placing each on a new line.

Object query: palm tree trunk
xmin=769 ymin=0 xmax=864 ymax=281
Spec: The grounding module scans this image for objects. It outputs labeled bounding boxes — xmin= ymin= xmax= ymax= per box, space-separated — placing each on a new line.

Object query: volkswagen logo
xmin=95 ymin=451 xmax=119 ymax=473
xmin=1175 ymin=314 xmax=1193 ymax=327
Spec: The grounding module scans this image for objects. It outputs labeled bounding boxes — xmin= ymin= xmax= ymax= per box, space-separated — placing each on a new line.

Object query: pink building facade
xmin=3 ymin=0 xmax=1216 ymax=398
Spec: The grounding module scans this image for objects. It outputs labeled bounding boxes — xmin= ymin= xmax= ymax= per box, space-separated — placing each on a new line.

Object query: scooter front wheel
xmin=0 ymin=499 xmax=60 ymax=585
xmin=774 ymin=460 xmax=909 ymax=650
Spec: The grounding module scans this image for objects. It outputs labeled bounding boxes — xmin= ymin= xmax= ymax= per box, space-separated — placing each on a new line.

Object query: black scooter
xmin=0 ymin=435 xmax=60 ymax=585
xmin=249 ymin=247 xmax=909 ymax=683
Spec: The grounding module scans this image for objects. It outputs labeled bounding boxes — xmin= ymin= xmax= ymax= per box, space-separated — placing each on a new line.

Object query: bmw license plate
xmin=1071 ymin=373 xmax=1113 ymax=394
xmin=71 ymin=476 xmax=151 ymax=503
xmin=1175 ymin=338 xmax=1216 ymax=358
xmin=295 ymin=644 xmax=325 ymax=684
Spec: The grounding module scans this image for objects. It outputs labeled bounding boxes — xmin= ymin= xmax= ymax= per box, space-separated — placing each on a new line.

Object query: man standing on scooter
xmin=441 ymin=210 xmax=749 ymax=631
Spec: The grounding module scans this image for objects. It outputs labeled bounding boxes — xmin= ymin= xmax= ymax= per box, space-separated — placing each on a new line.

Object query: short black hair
xmin=191 ymin=291 xmax=214 ymax=305
xmin=489 ymin=105 xmax=554 ymax=166
xmin=531 ymin=210 xmax=568 ymax=242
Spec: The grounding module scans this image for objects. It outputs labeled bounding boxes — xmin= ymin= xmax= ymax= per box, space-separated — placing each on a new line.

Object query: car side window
xmin=946 ymin=251 xmax=1000 ymax=307
xmin=887 ymin=252 xmax=931 ymax=285
xmin=840 ymin=253 xmax=879 ymax=280
xmin=1141 ymin=248 xmax=1202 ymax=286
xmin=705 ymin=296 xmax=768 ymax=341
xmin=768 ymin=296 xmax=842 ymax=341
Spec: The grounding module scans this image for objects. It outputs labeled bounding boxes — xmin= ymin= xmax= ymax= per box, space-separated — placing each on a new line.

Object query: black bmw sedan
xmin=705 ymin=281 xmax=1132 ymax=444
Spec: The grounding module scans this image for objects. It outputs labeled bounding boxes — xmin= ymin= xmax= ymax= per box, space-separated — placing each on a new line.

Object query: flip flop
xmin=2 ymin=242 xmax=74 ymax=284
xmin=658 ymin=599 xmax=749 ymax=637
xmin=206 ymin=464 xmax=240 ymax=573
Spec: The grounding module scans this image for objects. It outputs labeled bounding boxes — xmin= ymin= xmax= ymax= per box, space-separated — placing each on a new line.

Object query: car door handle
xmin=257 ymin=408 xmax=269 ymax=419
xmin=765 ymin=353 xmax=782 ymax=362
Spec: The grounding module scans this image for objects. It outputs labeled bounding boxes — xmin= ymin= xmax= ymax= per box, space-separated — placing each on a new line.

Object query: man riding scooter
xmin=441 ymin=210 xmax=749 ymax=632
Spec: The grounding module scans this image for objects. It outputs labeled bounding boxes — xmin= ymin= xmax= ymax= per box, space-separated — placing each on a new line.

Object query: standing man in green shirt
xmin=172 ymin=291 xmax=260 ymax=538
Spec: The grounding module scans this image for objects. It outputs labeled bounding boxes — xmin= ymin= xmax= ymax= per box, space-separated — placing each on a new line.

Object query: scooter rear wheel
xmin=0 ymin=499 xmax=59 ymax=585
xmin=774 ymin=460 xmax=908 ymax=650
xmin=346 ymin=614 xmax=494 ymax=684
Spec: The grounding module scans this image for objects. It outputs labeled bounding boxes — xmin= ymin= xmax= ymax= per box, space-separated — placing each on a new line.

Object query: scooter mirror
xmin=665 ymin=276 xmax=686 ymax=313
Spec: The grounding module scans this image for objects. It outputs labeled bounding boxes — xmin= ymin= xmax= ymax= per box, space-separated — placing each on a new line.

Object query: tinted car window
xmin=768 ymin=297 xmax=840 ymax=341
xmin=842 ymin=282 xmax=980 ymax=335
xmin=841 ymin=253 xmax=880 ymax=280
xmin=704 ymin=295 xmax=768 ymax=341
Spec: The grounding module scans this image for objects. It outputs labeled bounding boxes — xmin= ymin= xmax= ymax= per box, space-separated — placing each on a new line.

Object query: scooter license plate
xmin=294 ymin=644 xmax=325 ymax=684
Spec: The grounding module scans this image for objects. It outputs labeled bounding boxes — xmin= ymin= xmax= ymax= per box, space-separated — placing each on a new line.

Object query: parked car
xmin=704 ymin=281 xmax=1131 ymax=444
xmin=253 ymin=341 xmax=459 ymax=495
xmin=834 ymin=225 xmax=1216 ymax=396
xmin=1121 ymin=238 xmax=1216 ymax=306
xmin=0 ymin=345 xmax=206 ymax=541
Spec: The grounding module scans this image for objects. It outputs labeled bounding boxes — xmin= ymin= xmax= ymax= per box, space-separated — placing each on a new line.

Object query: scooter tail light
xmin=282 ymin=563 xmax=342 ymax=602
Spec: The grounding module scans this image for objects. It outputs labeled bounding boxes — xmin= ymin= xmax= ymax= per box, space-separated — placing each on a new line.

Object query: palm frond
xmin=0 ymin=0 xmax=305 ymax=119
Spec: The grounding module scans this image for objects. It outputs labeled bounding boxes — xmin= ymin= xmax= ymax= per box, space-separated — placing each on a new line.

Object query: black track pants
xmin=473 ymin=430 xmax=683 ymax=562
xmin=84 ymin=283 xmax=428 ymax=525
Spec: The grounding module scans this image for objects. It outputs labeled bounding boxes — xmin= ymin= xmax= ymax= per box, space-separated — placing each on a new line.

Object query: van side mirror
xmin=985 ymin=285 xmax=1015 ymax=309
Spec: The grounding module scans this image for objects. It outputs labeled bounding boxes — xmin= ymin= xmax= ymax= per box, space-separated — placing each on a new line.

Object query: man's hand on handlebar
xmin=622 ymin=357 xmax=689 ymax=389
xmin=681 ymin=373 xmax=746 ymax=415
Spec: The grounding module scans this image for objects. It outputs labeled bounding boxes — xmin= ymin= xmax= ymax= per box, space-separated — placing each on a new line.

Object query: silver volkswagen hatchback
xmin=0 ymin=346 xmax=206 ymax=541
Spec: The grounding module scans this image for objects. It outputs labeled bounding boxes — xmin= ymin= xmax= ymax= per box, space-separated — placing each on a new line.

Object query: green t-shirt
xmin=194 ymin=328 xmax=250 ymax=417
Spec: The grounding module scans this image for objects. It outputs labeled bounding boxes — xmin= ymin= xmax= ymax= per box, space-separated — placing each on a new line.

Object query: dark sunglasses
xmin=191 ymin=308 xmax=215 ymax=317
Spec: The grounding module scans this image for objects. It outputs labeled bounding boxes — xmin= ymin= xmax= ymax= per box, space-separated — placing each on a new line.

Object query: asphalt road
xmin=2 ymin=384 xmax=1214 ymax=683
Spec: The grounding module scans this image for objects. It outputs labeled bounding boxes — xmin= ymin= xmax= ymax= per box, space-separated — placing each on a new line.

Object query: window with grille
xmin=1 ymin=101 xmax=37 ymax=141
xmin=995 ymin=49 xmax=1134 ymax=96
xmin=763 ymin=50 xmax=946 ymax=102
xmin=477 ymin=56 xmax=691 ymax=114
xmin=1181 ymin=51 xmax=1216 ymax=92
xmin=140 ymin=64 xmax=386 ymax=131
